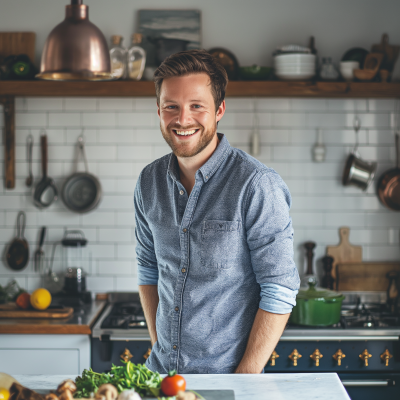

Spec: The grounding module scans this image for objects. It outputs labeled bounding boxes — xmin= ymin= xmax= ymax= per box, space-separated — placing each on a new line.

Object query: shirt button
xmin=181 ymin=268 xmax=186 ymax=273
xmin=179 ymin=190 xmax=184 ymax=195
xmin=173 ymin=345 xmax=177 ymax=350
xmin=183 ymin=228 xmax=187 ymax=233
xmin=175 ymin=306 xmax=179 ymax=311
xmin=205 ymin=175 xmax=209 ymax=180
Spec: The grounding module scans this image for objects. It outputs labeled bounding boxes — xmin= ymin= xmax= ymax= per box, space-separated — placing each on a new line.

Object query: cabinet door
xmin=0 ymin=334 xmax=90 ymax=375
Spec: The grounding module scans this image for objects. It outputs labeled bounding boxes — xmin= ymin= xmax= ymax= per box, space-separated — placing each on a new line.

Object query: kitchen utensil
xmin=0 ymin=303 xmax=73 ymax=319
xmin=342 ymin=116 xmax=377 ymax=190
xmin=61 ymin=135 xmax=102 ymax=213
xmin=321 ymin=255 xmax=334 ymax=289
xmin=33 ymin=133 xmax=58 ymax=209
xmin=336 ymin=262 xmax=400 ymax=292
xmin=326 ymin=227 xmax=362 ymax=281
xmin=341 ymin=47 xmax=369 ymax=68
xmin=239 ymin=65 xmax=272 ymax=80
xmin=208 ymin=47 xmax=239 ymax=80
xmin=304 ymin=241 xmax=316 ymax=275
xmin=354 ymin=52 xmax=383 ymax=81
xmin=34 ymin=226 xmax=46 ymax=273
xmin=25 ymin=134 xmax=33 ymax=187
xmin=312 ymin=129 xmax=326 ymax=162
xmin=290 ymin=277 xmax=345 ymax=326
xmin=64 ymin=267 xmax=87 ymax=293
xmin=44 ymin=242 xmax=63 ymax=294
xmin=339 ymin=61 xmax=359 ymax=81
xmin=371 ymin=33 xmax=400 ymax=74
xmin=6 ymin=211 xmax=29 ymax=271
xmin=0 ymin=32 xmax=36 ymax=63
xmin=377 ymin=130 xmax=400 ymax=211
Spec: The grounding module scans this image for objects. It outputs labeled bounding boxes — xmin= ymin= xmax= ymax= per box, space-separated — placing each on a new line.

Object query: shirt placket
xmin=169 ymin=177 xmax=203 ymax=372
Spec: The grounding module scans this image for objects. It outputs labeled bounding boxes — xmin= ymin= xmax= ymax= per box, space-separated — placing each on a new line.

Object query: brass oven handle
xmin=380 ymin=349 xmax=393 ymax=367
xmin=359 ymin=349 xmax=372 ymax=366
xmin=120 ymin=348 xmax=133 ymax=362
xmin=269 ymin=350 xmax=279 ymax=366
xmin=310 ymin=349 xmax=323 ymax=366
xmin=288 ymin=349 xmax=302 ymax=366
xmin=143 ymin=348 xmax=152 ymax=360
xmin=333 ymin=349 xmax=346 ymax=366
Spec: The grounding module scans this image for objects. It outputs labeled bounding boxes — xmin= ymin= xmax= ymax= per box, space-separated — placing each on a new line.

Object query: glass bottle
xmin=319 ymin=57 xmax=339 ymax=81
xmin=109 ymin=35 xmax=126 ymax=80
xmin=127 ymin=33 xmax=146 ymax=81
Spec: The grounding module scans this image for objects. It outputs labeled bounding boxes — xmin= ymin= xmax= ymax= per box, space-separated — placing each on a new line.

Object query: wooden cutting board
xmin=0 ymin=303 xmax=73 ymax=319
xmin=0 ymin=32 xmax=36 ymax=62
xmin=326 ymin=227 xmax=362 ymax=281
xmin=336 ymin=262 xmax=400 ymax=292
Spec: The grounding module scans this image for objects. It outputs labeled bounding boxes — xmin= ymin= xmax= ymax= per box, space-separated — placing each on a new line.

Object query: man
xmin=134 ymin=50 xmax=300 ymax=374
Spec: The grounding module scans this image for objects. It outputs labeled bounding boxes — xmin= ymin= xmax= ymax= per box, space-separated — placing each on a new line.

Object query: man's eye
xmin=192 ymin=104 xmax=201 ymax=109
xmin=166 ymin=105 xmax=176 ymax=109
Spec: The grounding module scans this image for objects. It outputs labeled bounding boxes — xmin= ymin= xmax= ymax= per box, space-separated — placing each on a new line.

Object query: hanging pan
xmin=6 ymin=211 xmax=29 ymax=271
xmin=377 ymin=133 xmax=400 ymax=211
xmin=61 ymin=135 xmax=102 ymax=213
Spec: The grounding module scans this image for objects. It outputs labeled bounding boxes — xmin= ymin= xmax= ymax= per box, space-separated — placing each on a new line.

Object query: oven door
xmin=339 ymin=373 xmax=400 ymax=400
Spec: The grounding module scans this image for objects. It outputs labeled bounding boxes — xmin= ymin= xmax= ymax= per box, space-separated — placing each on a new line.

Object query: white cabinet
xmin=0 ymin=334 xmax=90 ymax=375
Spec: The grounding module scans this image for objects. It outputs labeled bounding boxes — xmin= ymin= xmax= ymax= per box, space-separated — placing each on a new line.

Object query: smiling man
xmin=134 ymin=50 xmax=300 ymax=374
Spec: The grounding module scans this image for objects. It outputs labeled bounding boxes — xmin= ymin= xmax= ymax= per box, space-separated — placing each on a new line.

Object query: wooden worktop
xmin=0 ymin=301 xmax=106 ymax=334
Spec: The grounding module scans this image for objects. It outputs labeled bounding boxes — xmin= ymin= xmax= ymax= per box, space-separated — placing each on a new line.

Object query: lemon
xmin=0 ymin=388 xmax=10 ymax=400
xmin=30 ymin=288 xmax=52 ymax=310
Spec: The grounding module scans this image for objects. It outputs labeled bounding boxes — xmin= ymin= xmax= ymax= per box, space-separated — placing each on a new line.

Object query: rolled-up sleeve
xmin=134 ymin=173 xmax=159 ymax=286
xmin=244 ymin=169 xmax=300 ymax=312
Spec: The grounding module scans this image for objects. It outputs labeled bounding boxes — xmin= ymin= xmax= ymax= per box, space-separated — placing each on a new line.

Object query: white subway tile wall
xmin=0 ymin=97 xmax=399 ymax=292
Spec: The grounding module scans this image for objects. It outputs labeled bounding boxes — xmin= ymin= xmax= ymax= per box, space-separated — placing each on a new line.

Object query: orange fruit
xmin=30 ymin=288 xmax=52 ymax=310
xmin=16 ymin=292 xmax=31 ymax=309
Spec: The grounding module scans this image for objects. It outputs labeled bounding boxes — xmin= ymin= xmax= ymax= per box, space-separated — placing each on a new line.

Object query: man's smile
xmin=172 ymin=128 xmax=200 ymax=137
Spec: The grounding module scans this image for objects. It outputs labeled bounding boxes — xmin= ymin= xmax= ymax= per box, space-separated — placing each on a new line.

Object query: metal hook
xmin=352 ymin=116 xmax=361 ymax=154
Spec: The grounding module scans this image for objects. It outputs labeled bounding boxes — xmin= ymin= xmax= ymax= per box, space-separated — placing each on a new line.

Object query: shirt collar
xmin=167 ymin=133 xmax=231 ymax=183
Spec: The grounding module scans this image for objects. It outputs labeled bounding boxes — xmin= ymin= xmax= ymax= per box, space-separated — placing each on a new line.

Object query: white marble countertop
xmin=15 ymin=373 xmax=350 ymax=400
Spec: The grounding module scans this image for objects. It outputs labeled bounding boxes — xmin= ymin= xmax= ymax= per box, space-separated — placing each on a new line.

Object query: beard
xmin=160 ymin=120 xmax=217 ymax=158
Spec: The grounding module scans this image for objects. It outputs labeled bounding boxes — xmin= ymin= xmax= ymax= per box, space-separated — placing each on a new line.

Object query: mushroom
xmin=95 ymin=385 xmax=118 ymax=400
xmin=57 ymin=380 xmax=77 ymax=400
xmin=176 ymin=391 xmax=197 ymax=400
xmin=57 ymin=381 xmax=77 ymax=395
xmin=117 ymin=390 xmax=142 ymax=400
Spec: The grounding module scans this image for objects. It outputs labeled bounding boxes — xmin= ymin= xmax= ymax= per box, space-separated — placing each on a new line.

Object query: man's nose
xmin=176 ymin=106 xmax=192 ymax=126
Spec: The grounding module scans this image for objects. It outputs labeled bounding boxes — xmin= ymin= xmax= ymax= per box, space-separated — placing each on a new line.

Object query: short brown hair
xmin=154 ymin=49 xmax=228 ymax=111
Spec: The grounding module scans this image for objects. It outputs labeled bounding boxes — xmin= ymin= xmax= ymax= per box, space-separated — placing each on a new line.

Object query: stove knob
xmin=288 ymin=349 xmax=302 ymax=366
xmin=359 ymin=349 xmax=372 ymax=366
xmin=333 ymin=349 xmax=346 ymax=366
xmin=269 ymin=350 xmax=279 ymax=366
xmin=120 ymin=348 xmax=133 ymax=362
xmin=143 ymin=348 xmax=152 ymax=360
xmin=380 ymin=349 xmax=393 ymax=367
xmin=310 ymin=349 xmax=323 ymax=366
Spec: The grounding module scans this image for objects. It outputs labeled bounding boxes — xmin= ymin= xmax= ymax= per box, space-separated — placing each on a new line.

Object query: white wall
xmin=1 ymin=0 xmax=400 ymax=68
xmin=0 ymin=97 xmax=399 ymax=293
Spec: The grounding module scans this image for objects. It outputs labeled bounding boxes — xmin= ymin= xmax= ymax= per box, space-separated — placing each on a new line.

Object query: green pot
xmin=290 ymin=280 xmax=345 ymax=326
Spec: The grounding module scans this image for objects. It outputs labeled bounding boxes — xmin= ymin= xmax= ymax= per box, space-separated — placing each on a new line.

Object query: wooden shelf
xmin=0 ymin=80 xmax=400 ymax=98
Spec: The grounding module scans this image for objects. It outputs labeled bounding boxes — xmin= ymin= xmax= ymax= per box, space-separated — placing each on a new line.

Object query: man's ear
xmin=216 ymin=100 xmax=226 ymax=122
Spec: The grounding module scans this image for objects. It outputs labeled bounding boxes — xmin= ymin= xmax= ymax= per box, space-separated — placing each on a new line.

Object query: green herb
xmin=74 ymin=361 xmax=172 ymax=399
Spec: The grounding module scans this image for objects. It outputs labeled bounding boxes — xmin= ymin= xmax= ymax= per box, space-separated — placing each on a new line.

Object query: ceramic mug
xmin=340 ymin=61 xmax=360 ymax=81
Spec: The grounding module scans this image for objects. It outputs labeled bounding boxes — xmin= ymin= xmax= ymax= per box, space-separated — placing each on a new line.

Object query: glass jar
xmin=110 ymin=35 xmax=126 ymax=79
xmin=319 ymin=57 xmax=339 ymax=81
xmin=127 ymin=33 xmax=146 ymax=80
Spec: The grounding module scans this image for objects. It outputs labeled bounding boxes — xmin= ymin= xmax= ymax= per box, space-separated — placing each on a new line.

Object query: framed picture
xmin=139 ymin=9 xmax=201 ymax=67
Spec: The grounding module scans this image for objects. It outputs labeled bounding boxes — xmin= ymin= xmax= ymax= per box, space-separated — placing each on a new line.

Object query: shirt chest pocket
xmin=201 ymin=220 xmax=241 ymax=269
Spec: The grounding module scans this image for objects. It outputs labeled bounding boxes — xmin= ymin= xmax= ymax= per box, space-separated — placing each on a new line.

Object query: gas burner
xmin=100 ymin=301 xmax=147 ymax=329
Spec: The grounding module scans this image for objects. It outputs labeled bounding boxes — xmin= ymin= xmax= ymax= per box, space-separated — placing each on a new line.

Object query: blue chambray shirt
xmin=134 ymin=133 xmax=300 ymax=374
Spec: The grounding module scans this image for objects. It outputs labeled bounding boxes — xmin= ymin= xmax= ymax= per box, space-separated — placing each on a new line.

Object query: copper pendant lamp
xmin=36 ymin=0 xmax=113 ymax=81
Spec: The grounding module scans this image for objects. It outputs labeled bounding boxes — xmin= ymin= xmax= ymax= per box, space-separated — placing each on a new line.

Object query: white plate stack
xmin=274 ymin=53 xmax=316 ymax=81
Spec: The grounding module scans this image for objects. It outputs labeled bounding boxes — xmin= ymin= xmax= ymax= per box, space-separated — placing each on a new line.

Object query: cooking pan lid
xmin=297 ymin=277 xmax=344 ymax=300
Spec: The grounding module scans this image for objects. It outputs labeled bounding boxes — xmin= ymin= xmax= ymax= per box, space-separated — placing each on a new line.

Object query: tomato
xmin=160 ymin=370 xmax=186 ymax=396
xmin=15 ymin=292 xmax=31 ymax=309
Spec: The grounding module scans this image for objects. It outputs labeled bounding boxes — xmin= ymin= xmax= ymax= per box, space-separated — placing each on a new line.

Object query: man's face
xmin=157 ymin=73 xmax=225 ymax=158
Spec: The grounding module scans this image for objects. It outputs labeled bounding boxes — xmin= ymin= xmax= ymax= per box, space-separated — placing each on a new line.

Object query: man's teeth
xmin=175 ymin=129 xmax=197 ymax=136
